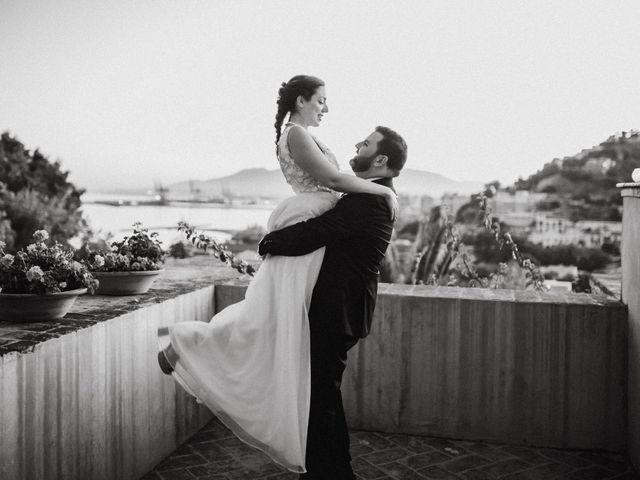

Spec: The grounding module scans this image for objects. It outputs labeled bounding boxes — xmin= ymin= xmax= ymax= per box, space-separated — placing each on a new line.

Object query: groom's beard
xmin=349 ymin=154 xmax=376 ymax=173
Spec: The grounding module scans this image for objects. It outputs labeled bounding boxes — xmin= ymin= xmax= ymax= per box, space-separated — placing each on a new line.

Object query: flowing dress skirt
xmin=157 ymin=192 xmax=338 ymax=473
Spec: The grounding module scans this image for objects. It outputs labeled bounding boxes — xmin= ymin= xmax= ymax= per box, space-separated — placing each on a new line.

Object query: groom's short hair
xmin=375 ymin=126 xmax=407 ymax=176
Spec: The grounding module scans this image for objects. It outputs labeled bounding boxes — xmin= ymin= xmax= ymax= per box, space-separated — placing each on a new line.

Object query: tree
xmin=0 ymin=132 xmax=86 ymax=251
xmin=455 ymin=200 xmax=483 ymax=224
xmin=483 ymin=180 xmax=501 ymax=197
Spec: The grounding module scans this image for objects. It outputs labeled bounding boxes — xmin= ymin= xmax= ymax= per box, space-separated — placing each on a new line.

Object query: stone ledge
xmin=213 ymin=281 xmax=628 ymax=451
xmin=592 ymin=272 xmax=623 ymax=300
xmin=0 ymin=264 xmax=218 ymax=480
xmin=0 ymin=257 xmax=241 ymax=359
xmin=617 ymin=182 xmax=640 ymax=197
xmin=375 ymin=283 xmax=623 ymax=307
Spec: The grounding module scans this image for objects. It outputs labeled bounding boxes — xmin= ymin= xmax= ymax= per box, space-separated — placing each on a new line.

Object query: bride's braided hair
xmin=274 ymin=75 xmax=325 ymax=150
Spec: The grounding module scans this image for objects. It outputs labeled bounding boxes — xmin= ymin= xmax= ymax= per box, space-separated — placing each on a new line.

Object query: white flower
xmin=27 ymin=244 xmax=37 ymax=254
xmin=72 ymin=261 xmax=83 ymax=272
xmin=58 ymin=282 xmax=67 ymax=289
xmin=93 ymin=255 xmax=105 ymax=268
xmin=33 ymin=230 xmax=49 ymax=243
xmin=26 ymin=266 xmax=44 ymax=282
xmin=0 ymin=254 xmax=14 ymax=268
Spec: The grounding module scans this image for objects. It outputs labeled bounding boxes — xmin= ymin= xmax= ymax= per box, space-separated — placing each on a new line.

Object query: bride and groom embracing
xmin=158 ymin=75 xmax=408 ymax=479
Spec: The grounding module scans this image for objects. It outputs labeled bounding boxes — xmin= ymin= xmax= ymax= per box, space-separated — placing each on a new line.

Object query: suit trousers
xmin=299 ymin=329 xmax=359 ymax=480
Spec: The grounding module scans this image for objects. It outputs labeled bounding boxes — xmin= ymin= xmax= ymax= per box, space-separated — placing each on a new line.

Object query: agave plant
xmin=409 ymin=206 xmax=455 ymax=285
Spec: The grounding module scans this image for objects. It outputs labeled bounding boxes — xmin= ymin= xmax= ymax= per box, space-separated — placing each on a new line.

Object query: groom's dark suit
xmin=259 ymin=177 xmax=395 ymax=479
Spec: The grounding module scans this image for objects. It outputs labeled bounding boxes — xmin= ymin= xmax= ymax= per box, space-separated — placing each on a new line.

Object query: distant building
xmin=399 ymin=194 xmax=435 ymax=217
xmin=441 ymin=190 xmax=545 ymax=228
xmin=584 ymin=157 xmax=614 ymax=175
xmin=529 ymin=214 xmax=622 ymax=247
xmin=494 ymin=212 xmax=536 ymax=236
xmin=489 ymin=190 xmax=546 ymax=215
xmin=543 ymin=279 xmax=573 ymax=292
xmin=539 ymin=264 xmax=579 ymax=280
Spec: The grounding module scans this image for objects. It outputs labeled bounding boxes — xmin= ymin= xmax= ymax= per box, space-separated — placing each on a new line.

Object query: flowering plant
xmin=84 ymin=223 xmax=166 ymax=272
xmin=178 ymin=221 xmax=256 ymax=276
xmin=475 ymin=193 xmax=545 ymax=290
xmin=0 ymin=230 xmax=98 ymax=294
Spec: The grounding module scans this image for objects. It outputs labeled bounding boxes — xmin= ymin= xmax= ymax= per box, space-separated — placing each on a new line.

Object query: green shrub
xmin=169 ymin=240 xmax=195 ymax=259
xmin=0 ymin=132 xmax=86 ymax=251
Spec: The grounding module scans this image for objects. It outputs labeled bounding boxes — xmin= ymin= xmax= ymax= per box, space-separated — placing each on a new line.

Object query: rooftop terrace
xmin=1 ymin=182 xmax=640 ymax=479
xmin=144 ymin=416 xmax=638 ymax=480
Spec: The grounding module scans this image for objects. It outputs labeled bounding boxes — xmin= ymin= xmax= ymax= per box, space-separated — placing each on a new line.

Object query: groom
xmin=259 ymin=126 xmax=407 ymax=479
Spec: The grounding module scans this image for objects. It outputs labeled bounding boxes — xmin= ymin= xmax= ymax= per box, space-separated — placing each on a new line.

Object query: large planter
xmin=0 ymin=288 xmax=87 ymax=322
xmin=93 ymin=270 xmax=163 ymax=295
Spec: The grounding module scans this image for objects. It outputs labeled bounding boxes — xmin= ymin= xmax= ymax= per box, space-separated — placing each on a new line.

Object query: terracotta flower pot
xmin=0 ymin=288 xmax=87 ymax=322
xmin=93 ymin=270 xmax=163 ymax=295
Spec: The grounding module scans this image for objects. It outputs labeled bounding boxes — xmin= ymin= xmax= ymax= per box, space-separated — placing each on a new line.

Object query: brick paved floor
xmin=142 ymin=417 xmax=639 ymax=480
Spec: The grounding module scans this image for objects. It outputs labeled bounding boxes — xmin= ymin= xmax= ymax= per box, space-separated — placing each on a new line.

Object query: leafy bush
xmin=168 ymin=240 xmax=195 ymax=259
xmin=396 ymin=220 xmax=420 ymax=239
xmin=0 ymin=132 xmax=86 ymax=251
xmin=464 ymin=230 xmax=611 ymax=272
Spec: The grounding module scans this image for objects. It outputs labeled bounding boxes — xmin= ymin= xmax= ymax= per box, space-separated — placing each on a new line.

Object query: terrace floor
xmin=142 ymin=417 xmax=639 ymax=480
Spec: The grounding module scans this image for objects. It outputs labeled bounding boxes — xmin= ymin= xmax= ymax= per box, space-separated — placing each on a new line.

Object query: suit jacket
xmin=258 ymin=178 xmax=395 ymax=338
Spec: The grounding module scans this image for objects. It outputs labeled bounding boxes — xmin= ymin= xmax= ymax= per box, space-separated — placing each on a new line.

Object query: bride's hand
xmin=385 ymin=190 xmax=399 ymax=221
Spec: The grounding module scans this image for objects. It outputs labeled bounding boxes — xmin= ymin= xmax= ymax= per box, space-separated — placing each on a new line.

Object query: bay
xmin=81 ymin=193 xmax=275 ymax=245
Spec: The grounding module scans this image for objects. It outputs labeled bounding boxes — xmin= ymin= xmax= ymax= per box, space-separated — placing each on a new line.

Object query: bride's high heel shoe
xmin=157 ymin=350 xmax=174 ymax=375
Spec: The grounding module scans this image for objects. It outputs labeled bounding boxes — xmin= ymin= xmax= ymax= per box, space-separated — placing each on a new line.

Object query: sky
xmin=1 ymin=0 xmax=639 ymax=192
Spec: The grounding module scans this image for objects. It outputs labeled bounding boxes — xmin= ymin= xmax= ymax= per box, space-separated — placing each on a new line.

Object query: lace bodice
xmin=277 ymin=123 xmax=340 ymax=195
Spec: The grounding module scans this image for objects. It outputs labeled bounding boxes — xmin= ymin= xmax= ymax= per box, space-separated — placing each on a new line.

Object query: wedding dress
xmin=158 ymin=123 xmax=339 ymax=473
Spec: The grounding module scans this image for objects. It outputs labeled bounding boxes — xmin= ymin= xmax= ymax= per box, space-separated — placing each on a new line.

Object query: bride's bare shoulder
xmin=286 ymin=125 xmax=317 ymax=152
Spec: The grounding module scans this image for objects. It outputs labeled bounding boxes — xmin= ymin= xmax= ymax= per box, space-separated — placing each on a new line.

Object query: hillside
xmin=514 ymin=130 xmax=640 ymax=220
xmin=163 ymin=167 xmax=483 ymax=200
xmin=517 ymin=131 xmax=640 ymax=192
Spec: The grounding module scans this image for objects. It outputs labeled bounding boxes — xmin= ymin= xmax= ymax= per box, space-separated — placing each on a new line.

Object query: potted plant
xmin=0 ymin=230 xmax=98 ymax=322
xmin=84 ymin=223 xmax=166 ymax=295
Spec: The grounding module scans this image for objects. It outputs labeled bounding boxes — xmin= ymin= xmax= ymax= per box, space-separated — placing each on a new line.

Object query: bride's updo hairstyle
xmin=274 ymin=75 xmax=325 ymax=147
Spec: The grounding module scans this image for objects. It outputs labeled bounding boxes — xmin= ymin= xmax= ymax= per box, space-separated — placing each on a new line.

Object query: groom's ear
xmin=374 ymin=155 xmax=388 ymax=167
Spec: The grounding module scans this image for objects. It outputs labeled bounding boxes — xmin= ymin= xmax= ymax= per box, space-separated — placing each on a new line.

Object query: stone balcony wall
xmin=0 ymin=259 xmax=235 ymax=480
xmin=215 ymin=282 xmax=628 ymax=451
xmin=0 ymin=258 xmax=629 ymax=479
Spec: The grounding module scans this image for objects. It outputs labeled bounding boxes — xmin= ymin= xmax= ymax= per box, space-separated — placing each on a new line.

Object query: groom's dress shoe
xmin=158 ymin=351 xmax=174 ymax=375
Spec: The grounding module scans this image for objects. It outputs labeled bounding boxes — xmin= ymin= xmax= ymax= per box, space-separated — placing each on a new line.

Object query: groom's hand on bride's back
xmin=258 ymin=234 xmax=273 ymax=257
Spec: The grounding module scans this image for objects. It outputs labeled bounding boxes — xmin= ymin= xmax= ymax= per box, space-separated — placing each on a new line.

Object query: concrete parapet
xmin=0 ymin=258 xmax=237 ymax=480
xmin=0 ymin=256 xmax=629 ymax=478
xmin=215 ymin=282 xmax=628 ymax=451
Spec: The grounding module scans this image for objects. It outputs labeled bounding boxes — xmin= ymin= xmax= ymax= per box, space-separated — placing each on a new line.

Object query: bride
xmin=157 ymin=75 xmax=397 ymax=473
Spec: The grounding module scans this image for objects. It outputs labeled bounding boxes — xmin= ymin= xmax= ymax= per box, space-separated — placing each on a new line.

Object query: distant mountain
xmin=162 ymin=167 xmax=483 ymax=200
xmin=167 ymin=168 xmax=290 ymax=200
xmin=394 ymin=169 xmax=483 ymax=198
